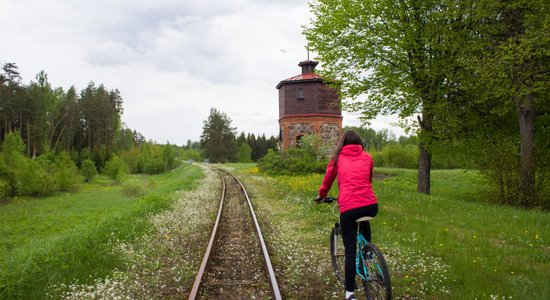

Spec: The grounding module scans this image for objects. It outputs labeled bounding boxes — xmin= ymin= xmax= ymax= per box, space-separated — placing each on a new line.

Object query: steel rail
xmin=187 ymin=169 xmax=226 ymax=300
xmin=187 ymin=167 xmax=282 ymax=300
xmin=225 ymin=170 xmax=282 ymax=300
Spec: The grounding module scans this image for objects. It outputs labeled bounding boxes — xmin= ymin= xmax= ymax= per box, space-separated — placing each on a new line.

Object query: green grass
xmin=228 ymin=164 xmax=549 ymax=299
xmin=0 ymin=163 xmax=203 ymax=299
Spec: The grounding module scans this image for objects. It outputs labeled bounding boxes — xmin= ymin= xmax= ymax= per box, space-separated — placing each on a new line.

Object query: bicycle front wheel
xmin=330 ymin=225 xmax=346 ymax=285
xmin=362 ymin=243 xmax=391 ymax=300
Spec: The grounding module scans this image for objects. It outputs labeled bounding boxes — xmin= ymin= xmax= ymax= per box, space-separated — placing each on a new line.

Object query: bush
xmin=237 ymin=143 xmax=253 ymax=163
xmin=179 ymin=148 xmax=203 ymax=162
xmin=383 ymin=143 xmax=418 ymax=169
xmin=53 ymin=152 xmax=81 ymax=192
xmin=120 ymin=147 xmax=139 ymax=173
xmin=258 ymin=148 xmax=328 ymax=176
xmin=371 ymin=143 xmax=418 ymax=169
xmin=102 ymin=155 xmax=129 ymax=182
xmin=0 ymin=178 xmax=8 ymax=200
xmin=119 ymin=143 xmax=179 ymax=175
xmin=17 ymin=159 xmax=56 ymax=197
xmin=80 ymin=159 xmax=97 ymax=182
xmin=143 ymin=157 xmax=165 ymax=174
xmin=121 ymin=178 xmax=148 ymax=197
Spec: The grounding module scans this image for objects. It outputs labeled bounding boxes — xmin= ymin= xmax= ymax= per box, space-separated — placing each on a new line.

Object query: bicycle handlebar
xmin=315 ymin=196 xmax=337 ymax=204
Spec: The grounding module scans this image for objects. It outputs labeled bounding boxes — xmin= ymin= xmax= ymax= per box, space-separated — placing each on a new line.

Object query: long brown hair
xmin=332 ymin=129 xmax=363 ymax=169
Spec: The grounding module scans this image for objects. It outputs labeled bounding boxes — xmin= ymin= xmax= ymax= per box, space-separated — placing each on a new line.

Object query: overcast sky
xmin=0 ymin=0 xmax=405 ymax=145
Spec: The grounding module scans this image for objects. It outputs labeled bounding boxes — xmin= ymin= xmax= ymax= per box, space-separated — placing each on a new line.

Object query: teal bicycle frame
xmin=356 ymin=231 xmax=370 ymax=280
xmin=355 ymin=227 xmax=383 ymax=282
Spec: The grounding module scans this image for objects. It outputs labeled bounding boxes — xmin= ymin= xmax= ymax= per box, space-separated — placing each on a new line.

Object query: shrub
xmin=143 ymin=157 xmax=165 ymax=174
xmin=1 ymin=132 xmax=26 ymax=167
xmin=80 ymin=159 xmax=98 ymax=182
xmin=162 ymin=145 xmax=177 ymax=170
xmin=120 ymin=147 xmax=139 ymax=173
xmin=382 ymin=144 xmax=418 ymax=169
xmin=17 ymin=159 xmax=56 ymax=197
xmin=237 ymin=143 xmax=253 ymax=163
xmin=258 ymin=148 xmax=328 ymax=176
xmin=0 ymin=178 xmax=8 ymax=200
xmin=121 ymin=178 xmax=147 ymax=197
xmin=102 ymin=156 xmax=129 ymax=182
xmin=371 ymin=143 xmax=418 ymax=169
xmin=179 ymin=148 xmax=203 ymax=162
xmin=53 ymin=152 xmax=81 ymax=192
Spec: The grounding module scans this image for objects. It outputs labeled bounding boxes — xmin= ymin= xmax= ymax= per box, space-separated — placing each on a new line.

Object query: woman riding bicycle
xmin=317 ymin=129 xmax=378 ymax=300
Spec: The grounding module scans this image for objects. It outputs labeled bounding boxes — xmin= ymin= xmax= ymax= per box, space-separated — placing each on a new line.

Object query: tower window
xmin=296 ymin=135 xmax=304 ymax=147
xmin=296 ymin=88 xmax=304 ymax=99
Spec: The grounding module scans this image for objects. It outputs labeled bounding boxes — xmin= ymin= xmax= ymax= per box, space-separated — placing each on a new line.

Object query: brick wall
xmin=279 ymin=115 xmax=342 ymax=150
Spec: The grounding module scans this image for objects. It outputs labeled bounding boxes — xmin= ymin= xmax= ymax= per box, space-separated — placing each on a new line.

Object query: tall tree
xmin=466 ymin=0 xmax=550 ymax=205
xmin=0 ymin=63 xmax=23 ymax=137
xmin=79 ymin=82 xmax=123 ymax=153
xmin=305 ymin=0 xmax=472 ymax=194
xmin=200 ymin=108 xmax=238 ymax=163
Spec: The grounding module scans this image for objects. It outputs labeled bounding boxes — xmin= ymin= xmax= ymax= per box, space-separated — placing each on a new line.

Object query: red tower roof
xmin=276 ymin=60 xmax=324 ymax=89
xmin=283 ymin=72 xmax=323 ymax=81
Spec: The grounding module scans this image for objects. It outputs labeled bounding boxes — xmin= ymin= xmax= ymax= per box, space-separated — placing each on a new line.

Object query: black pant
xmin=340 ymin=203 xmax=379 ymax=292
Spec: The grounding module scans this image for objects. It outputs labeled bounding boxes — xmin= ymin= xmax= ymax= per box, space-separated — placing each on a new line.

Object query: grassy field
xmin=227 ymin=164 xmax=549 ymax=299
xmin=0 ymin=164 xmax=203 ymax=299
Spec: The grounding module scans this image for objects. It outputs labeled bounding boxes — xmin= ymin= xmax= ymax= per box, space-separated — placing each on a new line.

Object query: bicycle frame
xmin=355 ymin=228 xmax=384 ymax=283
xmin=356 ymin=232 xmax=370 ymax=281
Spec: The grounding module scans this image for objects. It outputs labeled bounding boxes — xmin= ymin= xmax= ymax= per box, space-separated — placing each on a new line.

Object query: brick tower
xmin=276 ymin=59 xmax=342 ymax=150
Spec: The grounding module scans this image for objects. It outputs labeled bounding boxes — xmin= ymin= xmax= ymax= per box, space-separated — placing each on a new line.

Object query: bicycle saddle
xmin=356 ymin=216 xmax=373 ymax=222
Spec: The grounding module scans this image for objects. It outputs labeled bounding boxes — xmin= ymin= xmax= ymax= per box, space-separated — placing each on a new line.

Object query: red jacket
xmin=319 ymin=144 xmax=377 ymax=213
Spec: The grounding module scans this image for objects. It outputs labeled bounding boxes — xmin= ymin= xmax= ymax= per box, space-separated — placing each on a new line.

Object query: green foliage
xmin=305 ymin=0 xmax=483 ymax=194
xmin=120 ymin=143 xmax=179 ymax=175
xmin=1 ymin=131 xmax=26 ymax=167
xmin=17 ymin=159 xmax=56 ymax=197
xmin=200 ymin=108 xmax=238 ymax=163
xmin=0 ymin=164 xmax=203 ymax=298
xmin=236 ymin=132 xmax=279 ymax=162
xmin=0 ymin=64 xmax=136 ymax=159
xmin=0 ymin=132 xmax=80 ymax=197
xmin=372 ymin=144 xmax=418 ymax=169
xmin=80 ymin=159 xmax=97 ymax=182
xmin=243 ymin=166 xmax=549 ymax=298
xmin=119 ymin=147 xmax=139 ymax=173
xmin=51 ymin=152 xmax=80 ymax=192
xmin=237 ymin=143 xmax=253 ymax=163
xmin=102 ymin=155 xmax=129 ymax=182
xmin=121 ymin=178 xmax=147 ymax=197
xmin=0 ymin=178 xmax=8 ymax=200
xmin=258 ymin=149 xmax=327 ymax=176
xmin=179 ymin=148 xmax=203 ymax=162
xmin=162 ymin=144 xmax=177 ymax=170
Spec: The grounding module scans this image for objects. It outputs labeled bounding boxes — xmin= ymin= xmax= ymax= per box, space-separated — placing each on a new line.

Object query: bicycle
xmin=317 ymin=197 xmax=392 ymax=300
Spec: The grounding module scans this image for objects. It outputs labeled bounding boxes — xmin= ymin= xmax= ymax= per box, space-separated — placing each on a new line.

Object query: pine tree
xmin=200 ymin=108 xmax=238 ymax=163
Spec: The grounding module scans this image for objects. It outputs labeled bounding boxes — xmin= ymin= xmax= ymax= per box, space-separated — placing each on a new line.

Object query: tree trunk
xmin=27 ymin=121 xmax=30 ymax=157
xmin=417 ymin=108 xmax=433 ymax=195
xmin=517 ymin=93 xmax=536 ymax=205
xmin=418 ymin=140 xmax=432 ymax=194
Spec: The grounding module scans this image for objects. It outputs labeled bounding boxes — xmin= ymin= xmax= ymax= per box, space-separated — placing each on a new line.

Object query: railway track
xmin=188 ymin=168 xmax=282 ymax=300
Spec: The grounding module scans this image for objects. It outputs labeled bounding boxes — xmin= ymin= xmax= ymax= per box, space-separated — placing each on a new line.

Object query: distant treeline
xmin=0 ymin=63 xmax=182 ymax=199
xmin=0 ymin=63 xmax=147 ymax=166
xmin=199 ymin=108 xmax=278 ymax=163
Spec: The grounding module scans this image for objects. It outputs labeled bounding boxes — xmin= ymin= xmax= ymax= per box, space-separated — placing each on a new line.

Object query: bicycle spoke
xmin=362 ymin=243 xmax=391 ymax=300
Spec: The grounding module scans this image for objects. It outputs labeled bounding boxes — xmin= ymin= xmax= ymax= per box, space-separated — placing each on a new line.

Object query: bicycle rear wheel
xmin=362 ymin=243 xmax=391 ymax=300
xmin=330 ymin=224 xmax=346 ymax=285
